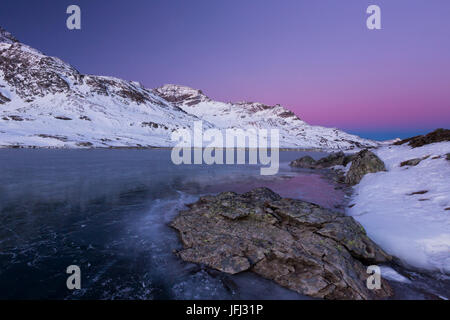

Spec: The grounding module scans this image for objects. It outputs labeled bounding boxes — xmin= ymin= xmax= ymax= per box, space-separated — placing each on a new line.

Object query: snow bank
xmin=347 ymin=142 xmax=450 ymax=274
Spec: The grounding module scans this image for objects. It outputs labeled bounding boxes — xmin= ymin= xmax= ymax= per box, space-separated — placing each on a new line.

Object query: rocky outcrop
xmin=345 ymin=150 xmax=386 ymax=185
xmin=153 ymin=84 xmax=379 ymax=151
xmin=289 ymin=155 xmax=317 ymax=168
xmin=0 ymin=25 xmax=378 ymax=150
xmin=290 ymin=150 xmax=386 ymax=186
xmin=171 ymin=187 xmax=393 ymax=300
xmin=400 ymin=158 xmax=422 ymax=167
xmin=0 ymin=92 xmax=10 ymax=104
xmin=393 ymin=129 xmax=450 ymax=148
xmin=0 ymin=27 xmax=18 ymax=44
xmin=400 ymin=155 xmax=429 ymax=167
xmin=290 ymin=152 xmax=355 ymax=169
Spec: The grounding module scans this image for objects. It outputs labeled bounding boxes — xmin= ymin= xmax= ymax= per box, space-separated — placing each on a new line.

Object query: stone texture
xmin=393 ymin=128 xmax=450 ymax=148
xmin=289 ymin=155 xmax=317 ymax=168
xmin=400 ymin=158 xmax=422 ymax=167
xmin=345 ymin=150 xmax=386 ymax=185
xmin=171 ymin=187 xmax=393 ymax=300
xmin=290 ymin=152 xmax=355 ymax=169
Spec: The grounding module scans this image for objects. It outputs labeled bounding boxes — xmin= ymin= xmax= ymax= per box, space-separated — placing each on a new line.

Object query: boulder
xmin=400 ymin=158 xmax=422 ymax=167
xmin=345 ymin=150 xmax=386 ymax=185
xmin=289 ymin=155 xmax=316 ymax=168
xmin=171 ymin=187 xmax=393 ymax=300
xmin=393 ymin=128 xmax=450 ymax=148
xmin=290 ymin=152 xmax=355 ymax=169
xmin=400 ymin=155 xmax=429 ymax=167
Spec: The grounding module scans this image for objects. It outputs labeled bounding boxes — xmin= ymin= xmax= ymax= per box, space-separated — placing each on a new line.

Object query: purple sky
xmin=1 ymin=0 xmax=449 ymax=140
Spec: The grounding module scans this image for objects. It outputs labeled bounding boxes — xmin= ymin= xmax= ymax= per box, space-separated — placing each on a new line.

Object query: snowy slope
xmin=0 ymin=27 xmax=211 ymax=148
xmin=154 ymin=84 xmax=378 ymax=150
xmin=347 ymin=142 xmax=450 ymax=275
xmin=0 ymin=26 xmax=376 ymax=150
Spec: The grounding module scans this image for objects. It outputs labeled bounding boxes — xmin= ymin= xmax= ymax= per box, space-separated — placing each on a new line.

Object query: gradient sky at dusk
xmin=1 ymin=0 xmax=449 ymax=140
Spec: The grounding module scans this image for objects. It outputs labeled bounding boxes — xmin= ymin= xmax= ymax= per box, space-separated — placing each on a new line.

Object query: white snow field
xmin=348 ymin=142 xmax=450 ymax=274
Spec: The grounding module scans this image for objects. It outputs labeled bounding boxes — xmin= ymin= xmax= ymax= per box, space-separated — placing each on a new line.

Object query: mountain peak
xmin=0 ymin=26 xmax=18 ymax=44
xmin=153 ymin=84 xmax=208 ymax=105
xmin=156 ymin=84 xmax=205 ymax=96
xmin=0 ymin=26 xmax=377 ymax=150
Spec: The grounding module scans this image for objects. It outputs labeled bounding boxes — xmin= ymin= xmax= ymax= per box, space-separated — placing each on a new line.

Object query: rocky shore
xmin=171 ymin=186 xmax=393 ymax=300
xmin=170 ymin=129 xmax=449 ymax=300
xmin=289 ymin=149 xmax=386 ymax=185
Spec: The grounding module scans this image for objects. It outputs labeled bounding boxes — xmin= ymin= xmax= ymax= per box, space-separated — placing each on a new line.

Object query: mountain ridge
xmin=0 ymin=27 xmax=378 ymax=150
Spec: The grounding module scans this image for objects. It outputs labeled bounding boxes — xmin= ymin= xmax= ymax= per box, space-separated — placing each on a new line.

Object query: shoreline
xmin=0 ymin=145 xmax=366 ymax=152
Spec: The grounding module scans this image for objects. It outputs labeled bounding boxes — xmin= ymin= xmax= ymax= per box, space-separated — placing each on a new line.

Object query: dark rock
xmin=290 ymin=152 xmax=355 ymax=169
xmin=316 ymin=151 xmax=354 ymax=168
xmin=400 ymin=155 xmax=430 ymax=167
xmin=8 ymin=115 xmax=23 ymax=121
xmin=141 ymin=121 xmax=168 ymax=130
xmin=393 ymin=129 xmax=450 ymax=148
xmin=76 ymin=142 xmax=93 ymax=147
xmin=171 ymin=187 xmax=393 ymax=300
xmin=36 ymin=134 xmax=68 ymax=142
xmin=408 ymin=190 xmax=428 ymax=195
xmin=0 ymin=26 xmax=19 ymax=43
xmin=79 ymin=116 xmax=91 ymax=121
xmin=0 ymin=92 xmax=10 ymax=104
xmin=400 ymin=158 xmax=422 ymax=167
xmin=447 ymin=153 xmax=450 ymax=161
xmin=289 ymin=155 xmax=316 ymax=168
xmin=345 ymin=150 xmax=386 ymax=185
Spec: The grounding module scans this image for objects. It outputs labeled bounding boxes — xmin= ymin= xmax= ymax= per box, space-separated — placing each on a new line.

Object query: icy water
xmin=0 ymin=149 xmax=445 ymax=299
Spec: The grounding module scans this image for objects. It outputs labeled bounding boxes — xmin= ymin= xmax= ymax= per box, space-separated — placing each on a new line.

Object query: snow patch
xmin=348 ymin=142 xmax=450 ymax=274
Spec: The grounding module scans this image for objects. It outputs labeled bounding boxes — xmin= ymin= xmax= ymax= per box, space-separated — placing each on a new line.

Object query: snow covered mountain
xmin=0 ymin=27 xmax=377 ymax=150
xmin=154 ymin=84 xmax=378 ymax=150
xmin=0 ymin=27 xmax=210 ymax=148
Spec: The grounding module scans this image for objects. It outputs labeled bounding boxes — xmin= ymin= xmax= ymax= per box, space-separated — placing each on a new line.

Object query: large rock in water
xmin=290 ymin=152 xmax=355 ymax=169
xmin=171 ymin=187 xmax=393 ymax=300
xmin=345 ymin=150 xmax=386 ymax=185
xmin=289 ymin=155 xmax=317 ymax=168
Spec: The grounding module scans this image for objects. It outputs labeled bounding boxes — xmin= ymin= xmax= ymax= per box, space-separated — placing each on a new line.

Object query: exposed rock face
xmin=171 ymin=187 xmax=393 ymax=300
xmin=0 ymin=26 xmax=378 ymax=150
xmin=446 ymin=153 xmax=450 ymax=161
xmin=345 ymin=150 xmax=386 ymax=185
xmin=400 ymin=155 xmax=429 ymax=167
xmin=0 ymin=27 xmax=18 ymax=44
xmin=290 ymin=152 xmax=355 ymax=169
xmin=0 ymin=92 xmax=10 ymax=104
xmin=400 ymin=158 xmax=422 ymax=167
xmin=393 ymin=128 xmax=450 ymax=148
xmin=153 ymin=84 xmax=379 ymax=150
xmin=315 ymin=151 xmax=354 ymax=168
xmin=289 ymin=155 xmax=317 ymax=168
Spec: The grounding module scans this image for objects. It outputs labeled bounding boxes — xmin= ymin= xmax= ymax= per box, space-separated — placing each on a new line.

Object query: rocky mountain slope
xmin=154 ymin=84 xmax=378 ymax=150
xmin=0 ymin=26 xmax=377 ymax=150
xmin=0 ymin=27 xmax=209 ymax=148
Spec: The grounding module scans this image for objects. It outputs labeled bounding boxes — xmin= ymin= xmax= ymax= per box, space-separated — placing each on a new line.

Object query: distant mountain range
xmin=0 ymin=26 xmax=378 ymax=150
